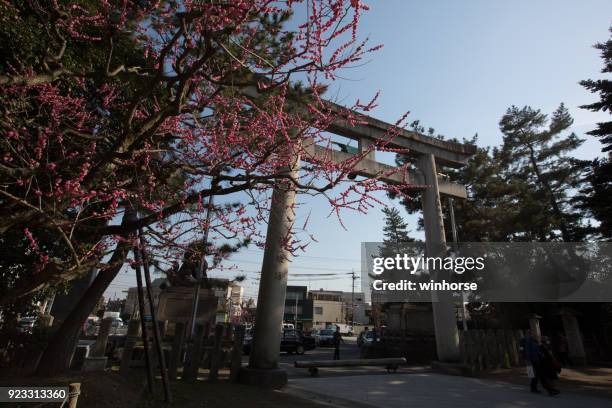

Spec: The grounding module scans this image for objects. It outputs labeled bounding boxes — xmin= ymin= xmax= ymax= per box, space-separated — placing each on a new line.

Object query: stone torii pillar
xmin=240 ymin=151 xmax=300 ymax=388
xmin=417 ymin=153 xmax=461 ymax=362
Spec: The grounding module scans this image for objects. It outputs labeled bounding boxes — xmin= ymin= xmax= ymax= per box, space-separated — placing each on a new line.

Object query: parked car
xmin=330 ymin=323 xmax=353 ymax=336
xmin=243 ymin=329 xmax=315 ymax=355
xmin=357 ymin=330 xmax=377 ymax=347
xmin=313 ymin=329 xmax=335 ymax=346
xmin=280 ymin=329 xmax=315 ymax=355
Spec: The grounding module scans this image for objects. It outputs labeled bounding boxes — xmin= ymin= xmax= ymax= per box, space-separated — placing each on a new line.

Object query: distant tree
xmin=381 ymin=207 xmax=416 ymax=253
xmin=578 ymin=27 xmax=612 ymax=240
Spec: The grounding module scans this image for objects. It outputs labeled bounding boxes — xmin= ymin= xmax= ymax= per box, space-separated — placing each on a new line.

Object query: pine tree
xmin=580 ymin=27 xmax=612 ymax=152
xmin=381 ymin=207 xmax=416 ymax=254
xmin=579 ymin=28 xmax=612 ymax=240
xmin=394 ymin=132 xmax=526 ymax=243
xmin=499 ymin=104 xmax=590 ymax=241
xmin=445 ymin=140 xmax=521 ymax=242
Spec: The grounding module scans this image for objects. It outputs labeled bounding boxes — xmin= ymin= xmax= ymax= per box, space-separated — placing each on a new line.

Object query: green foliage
xmin=580 ymin=27 xmax=612 ymax=152
xmin=498 ymin=104 xmax=590 ymax=241
xmin=578 ymin=27 xmax=612 ymax=240
xmin=394 ymin=104 xmax=590 ymax=243
xmin=576 ymin=158 xmax=612 ymax=240
xmin=380 ymin=206 xmax=416 ymax=254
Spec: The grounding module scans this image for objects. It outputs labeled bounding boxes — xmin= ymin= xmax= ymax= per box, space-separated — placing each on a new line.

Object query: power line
xmin=241 ymin=248 xmax=360 ymax=263
xmin=228 ymin=259 xmax=356 ymax=272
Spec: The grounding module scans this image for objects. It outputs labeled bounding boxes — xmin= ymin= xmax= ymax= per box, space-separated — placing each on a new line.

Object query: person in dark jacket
xmin=333 ymin=326 xmax=344 ymax=360
xmin=520 ymin=330 xmax=558 ymax=395
xmin=540 ymin=337 xmax=561 ymax=395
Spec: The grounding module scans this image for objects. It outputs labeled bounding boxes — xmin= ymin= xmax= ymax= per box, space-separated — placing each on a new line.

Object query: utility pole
xmin=294 ymin=294 xmax=298 ymax=329
xmin=351 ymin=269 xmax=356 ymax=327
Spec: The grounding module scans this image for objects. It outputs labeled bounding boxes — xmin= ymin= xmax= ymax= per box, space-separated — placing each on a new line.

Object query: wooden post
xmin=230 ymin=325 xmax=245 ymax=382
xmin=169 ymin=321 xmax=186 ymax=380
xmin=182 ymin=322 xmax=207 ymax=381
xmin=506 ymin=329 xmax=519 ymax=367
xmin=139 ymin=229 xmax=172 ymax=402
xmin=158 ymin=320 xmax=168 ymax=339
xmin=132 ymin=241 xmax=155 ymax=393
xmin=477 ymin=330 xmax=487 ymax=370
xmin=67 ymin=383 xmax=80 ymax=408
xmin=496 ymin=330 xmax=509 ymax=368
xmin=209 ymin=324 xmax=224 ymax=382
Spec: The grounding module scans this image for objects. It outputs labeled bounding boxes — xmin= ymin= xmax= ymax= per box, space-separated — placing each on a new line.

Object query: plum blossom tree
xmin=1 ymin=1 xmax=411 ymax=374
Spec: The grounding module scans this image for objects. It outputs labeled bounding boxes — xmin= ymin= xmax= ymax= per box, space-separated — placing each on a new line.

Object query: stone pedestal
xmin=70 ymin=344 xmax=90 ymax=370
xmin=91 ymin=317 xmax=113 ymax=357
xmin=82 ymin=356 xmax=108 ymax=372
xmin=119 ymin=319 xmax=141 ymax=375
xmin=238 ymin=367 xmax=287 ymax=389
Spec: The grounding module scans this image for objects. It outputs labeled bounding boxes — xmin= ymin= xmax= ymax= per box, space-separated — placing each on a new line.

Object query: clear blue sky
xmin=105 ymin=1 xmax=612 ymax=302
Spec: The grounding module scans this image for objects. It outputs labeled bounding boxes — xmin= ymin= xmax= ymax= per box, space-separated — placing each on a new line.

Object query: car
xmin=280 ymin=329 xmax=316 ymax=355
xmin=357 ymin=330 xmax=378 ymax=347
xmin=331 ymin=323 xmax=354 ymax=336
xmin=314 ymin=329 xmax=335 ymax=346
xmin=243 ymin=329 xmax=315 ymax=355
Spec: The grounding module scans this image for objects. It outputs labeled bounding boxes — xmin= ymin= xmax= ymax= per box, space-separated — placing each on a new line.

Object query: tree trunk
xmin=36 ymin=240 xmax=130 ymax=376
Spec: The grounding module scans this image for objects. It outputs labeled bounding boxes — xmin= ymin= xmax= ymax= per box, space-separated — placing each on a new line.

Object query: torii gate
xmin=241 ymin=103 xmax=476 ymax=386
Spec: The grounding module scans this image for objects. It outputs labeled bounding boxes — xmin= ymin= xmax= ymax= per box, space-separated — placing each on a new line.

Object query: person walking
xmin=333 ymin=326 xmax=344 ymax=360
xmin=540 ymin=337 xmax=561 ymax=396
xmin=553 ymin=331 xmax=571 ymax=367
xmin=519 ymin=329 xmax=558 ymax=396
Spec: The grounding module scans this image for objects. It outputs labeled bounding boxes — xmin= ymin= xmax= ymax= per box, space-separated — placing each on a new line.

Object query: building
xmin=309 ymin=290 xmax=344 ymax=330
xmin=340 ymin=291 xmax=369 ymax=325
xmin=284 ymin=286 xmax=313 ymax=331
xmin=227 ymin=283 xmax=244 ymax=322
xmin=123 ymin=278 xmax=165 ymax=319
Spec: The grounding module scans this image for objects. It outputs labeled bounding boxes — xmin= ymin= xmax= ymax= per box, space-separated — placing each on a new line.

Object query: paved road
xmin=279 ymin=336 xmax=371 ymax=378
xmin=243 ymin=335 xmax=391 ymax=378
xmin=280 ymin=337 xmax=611 ymax=408
xmin=289 ymin=371 xmax=612 ymax=408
